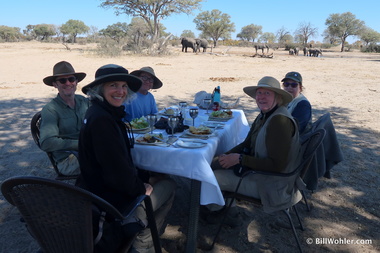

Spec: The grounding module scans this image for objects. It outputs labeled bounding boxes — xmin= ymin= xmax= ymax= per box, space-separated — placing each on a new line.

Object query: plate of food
xmin=175 ymin=140 xmax=207 ymax=149
xmin=135 ymin=133 xmax=167 ymax=145
xmin=129 ymin=117 xmax=150 ymax=132
xmin=160 ymin=107 xmax=178 ymax=116
xmin=185 ymin=126 xmax=214 ymax=137
xmin=208 ymin=110 xmax=233 ymax=121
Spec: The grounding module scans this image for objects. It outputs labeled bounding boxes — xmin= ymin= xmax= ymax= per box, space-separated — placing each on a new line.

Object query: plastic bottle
xmin=213 ymin=86 xmax=221 ymax=103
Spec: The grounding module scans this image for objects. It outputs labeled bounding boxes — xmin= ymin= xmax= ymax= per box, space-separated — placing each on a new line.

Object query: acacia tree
xmin=99 ymin=22 xmax=129 ymax=43
xmin=34 ymin=24 xmax=55 ymax=41
xmin=294 ymin=22 xmax=318 ymax=46
xmin=100 ymin=0 xmax=202 ymax=45
xmin=0 ymin=26 xmax=21 ymax=42
xmin=325 ymin=12 xmax=365 ymax=52
xmin=60 ymin=19 xmax=89 ymax=43
xmin=259 ymin=32 xmax=276 ymax=43
xmin=359 ymin=27 xmax=380 ymax=46
xmin=237 ymin=24 xmax=262 ymax=42
xmin=193 ymin=9 xmax=235 ymax=47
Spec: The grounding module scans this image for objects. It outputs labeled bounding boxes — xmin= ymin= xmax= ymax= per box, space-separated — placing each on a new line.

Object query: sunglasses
xmin=140 ymin=76 xmax=154 ymax=83
xmin=56 ymin=77 xmax=77 ymax=84
xmin=283 ymin=82 xmax=298 ymax=88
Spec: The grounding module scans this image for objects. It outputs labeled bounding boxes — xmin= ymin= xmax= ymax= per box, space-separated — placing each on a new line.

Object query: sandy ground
xmin=0 ymin=41 xmax=379 ymax=252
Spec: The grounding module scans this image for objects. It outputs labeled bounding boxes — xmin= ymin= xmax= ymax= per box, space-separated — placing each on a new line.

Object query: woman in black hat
xmin=78 ymin=64 xmax=175 ymax=252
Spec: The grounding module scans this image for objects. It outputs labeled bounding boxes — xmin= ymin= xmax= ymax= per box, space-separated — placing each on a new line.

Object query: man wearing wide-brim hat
xmin=123 ymin=66 xmax=163 ymax=122
xmin=39 ymin=61 xmax=90 ymax=176
xmin=204 ymin=76 xmax=301 ymax=224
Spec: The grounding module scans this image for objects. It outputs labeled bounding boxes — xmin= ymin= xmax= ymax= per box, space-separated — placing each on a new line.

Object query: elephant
xmin=195 ymin=38 xmax=208 ymax=52
xmin=294 ymin=47 xmax=299 ymax=56
xmin=289 ymin=48 xmax=295 ymax=55
xmin=303 ymin=47 xmax=309 ymax=56
xmin=254 ymin=44 xmax=269 ymax=54
xmin=308 ymin=48 xmax=322 ymax=57
xmin=181 ymin=37 xmax=197 ymax=53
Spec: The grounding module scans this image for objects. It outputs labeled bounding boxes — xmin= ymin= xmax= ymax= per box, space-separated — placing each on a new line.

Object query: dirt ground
xmin=0 ymin=41 xmax=379 ymax=252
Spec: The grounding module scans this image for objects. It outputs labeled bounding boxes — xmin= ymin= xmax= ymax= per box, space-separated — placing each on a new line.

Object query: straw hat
xmin=82 ymin=64 xmax=142 ymax=94
xmin=130 ymin=67 xmax=163 ymax=89
xmin=243 ymin=76 xmax=293 ymax=105
xmin=43 ymin=61 xmax=86 ymax=86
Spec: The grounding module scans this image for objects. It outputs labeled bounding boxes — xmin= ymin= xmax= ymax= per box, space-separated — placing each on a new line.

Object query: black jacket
xmin=77 ymin=99 xmax=146 ymax=212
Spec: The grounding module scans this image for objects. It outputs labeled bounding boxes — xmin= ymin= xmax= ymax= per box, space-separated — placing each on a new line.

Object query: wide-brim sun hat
xmin=243 ymin=76 xmax=293 ymax=105
xmin=281 ymin=71 xmax=302 ymax=84
xmin=130 ymin=66 xmax=163 ymax=89
xmin=43 ymin=61 xmax=86 ymax=86
xmin=82 ymin=64 xmax=142 ymax=94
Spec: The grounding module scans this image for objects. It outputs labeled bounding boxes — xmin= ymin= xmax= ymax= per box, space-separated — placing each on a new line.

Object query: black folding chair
xmin=1 ymin=176 xmax=162 ymax=253
xmin=31 ymin=111 xmax=79 ymax=180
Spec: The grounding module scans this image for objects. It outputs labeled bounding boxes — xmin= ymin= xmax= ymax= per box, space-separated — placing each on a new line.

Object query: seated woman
xmin=205 ymin=76 xmax=301 ymax=224
xmin=123 ymin=66 xmax=163 ymax=122
xmin=77 ymin=64 xmax=175 ymax=253
xmin=281 ymin=71 xmax=312 ymax=134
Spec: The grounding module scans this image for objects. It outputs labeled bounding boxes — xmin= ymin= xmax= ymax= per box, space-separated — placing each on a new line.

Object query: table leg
xmin=185 ymin=179 xmax=201 ymax=253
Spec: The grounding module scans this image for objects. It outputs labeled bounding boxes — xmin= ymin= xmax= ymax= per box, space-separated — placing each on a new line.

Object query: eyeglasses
xmin=140 ymin=76 xmax=154 ymax=83
xmin=56 ymin=77 xmax=77 ymax=84
xmin=283 ymin=82 xmax=298 ymax=88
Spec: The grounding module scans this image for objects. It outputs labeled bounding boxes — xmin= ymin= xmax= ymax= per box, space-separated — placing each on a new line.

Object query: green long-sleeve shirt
xmin=227 ymin=106 xmax=296 ymax=173
xmin=39 ymin=94 xmax=90 ymax=163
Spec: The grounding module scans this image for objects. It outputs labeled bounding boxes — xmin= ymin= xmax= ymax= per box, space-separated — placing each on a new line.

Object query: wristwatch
xmin=239 ymin=154 xmax=243 ymax=165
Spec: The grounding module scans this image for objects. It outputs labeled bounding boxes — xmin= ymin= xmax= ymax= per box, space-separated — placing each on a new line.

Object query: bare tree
xmin=294 ymin=22 xmax=318 ymax=46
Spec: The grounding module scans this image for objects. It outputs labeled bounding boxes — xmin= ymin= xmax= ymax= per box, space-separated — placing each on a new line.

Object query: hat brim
xmin=130 ymin=70 xmax=163 ymax=89
xmin=81 ymin=73 xmax=142 ymax=94
xmin=281 ymin=77 xmax=301 ymax=84
xmin=43 ymin=73 xmax=86 ymax=86
xmin=243 ymin=86 xmax=293 ymax=105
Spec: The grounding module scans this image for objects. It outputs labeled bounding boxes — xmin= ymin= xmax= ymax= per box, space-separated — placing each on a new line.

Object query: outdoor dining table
xmin=131 ymin=109 xmax=250 ymax=252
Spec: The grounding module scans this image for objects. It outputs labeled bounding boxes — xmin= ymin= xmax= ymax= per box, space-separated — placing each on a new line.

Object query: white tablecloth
xmin=131 ymin=109 xmax=250 ymax=205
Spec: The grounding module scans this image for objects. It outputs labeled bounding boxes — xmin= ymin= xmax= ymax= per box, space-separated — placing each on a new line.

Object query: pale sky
xmin=1 ymin=0 xmax=379 ymax=43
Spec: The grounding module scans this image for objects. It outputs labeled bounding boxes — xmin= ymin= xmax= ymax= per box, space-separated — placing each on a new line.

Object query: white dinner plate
xmin=131 ymin=127 xmax=150 ymax=132
xmin=184 ymin=129 xmax=214 ymax=137
xmin=135 ymin=135 xmax=167 ymax=145
xmin=208 ymin=116 xmax=233 ymax=122
xmin=176 ymin=140 xmax=207 ymax=149
xmin=202 ymin=122 xmax=225 ymax=128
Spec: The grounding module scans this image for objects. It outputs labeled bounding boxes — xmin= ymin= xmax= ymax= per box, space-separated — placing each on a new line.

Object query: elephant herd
xmin=180 ymin=37 xmax=209 ymax=53
xmin=303 ymin=47 xmax=322 ymax=57
xmin=289 ymin=47 xmax=322 ymax=57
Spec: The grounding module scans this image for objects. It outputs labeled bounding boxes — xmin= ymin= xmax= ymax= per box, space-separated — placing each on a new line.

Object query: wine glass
xmin=189 ymin=107 xmax=199 ymax=126
xmin=203 ymin=98 xmax=212 ymax=114
xmin=168 ymin=116 xmax=179 ymax=137
xmin=146 ymin=114 xmax=157 ymax=134
xmin=179 ymin=101 xmax=187 ymax=116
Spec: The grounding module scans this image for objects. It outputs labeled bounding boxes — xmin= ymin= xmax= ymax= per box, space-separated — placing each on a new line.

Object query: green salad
xmin=130 ymin=117 xmax=149 ymax=129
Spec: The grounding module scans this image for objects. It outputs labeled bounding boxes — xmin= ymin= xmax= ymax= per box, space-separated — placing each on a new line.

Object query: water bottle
xmin=213 ymin=86 xmax=221 ymax=103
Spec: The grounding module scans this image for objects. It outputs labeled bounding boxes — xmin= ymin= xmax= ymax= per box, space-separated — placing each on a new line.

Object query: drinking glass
xmin=168 ymin=116 xmax=179 ymax=137
xmin=179 ymin=101 xmax=187 ymax=116
xmin=189 ymin=108 xmax=199 ymax=126
xmin=203 ymin=98 xmax=212 ymax=114
xmin=146 ymin=114 xmax=157 ymax=134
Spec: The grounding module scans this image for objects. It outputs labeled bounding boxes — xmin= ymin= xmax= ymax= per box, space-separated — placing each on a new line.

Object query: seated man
xmin=39 ymin=61 xmax=89 ymax=176
xmin=205 ymin=76 xmax=301 ymax=224
xmin=123 ymin=67 xmax=163 ymax=122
